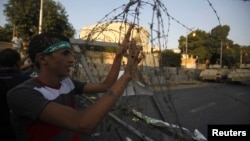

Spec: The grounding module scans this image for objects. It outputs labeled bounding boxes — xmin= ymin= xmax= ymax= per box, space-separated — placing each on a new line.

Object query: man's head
xmin=28 ymin=33 xmax=71 ymax=68
xmin=0 ymin=48 xmax=21 ymax=69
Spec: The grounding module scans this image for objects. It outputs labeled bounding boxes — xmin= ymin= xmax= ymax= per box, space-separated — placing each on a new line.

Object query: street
xmin=153 ymin=82 xmax=250 ymax=138
xmin=77 ymin=82 xmax=250 ymax=141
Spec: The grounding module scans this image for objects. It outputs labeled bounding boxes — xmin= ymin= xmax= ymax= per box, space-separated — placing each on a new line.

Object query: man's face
xmin=43 ymin=48 xmax=74 ymax=77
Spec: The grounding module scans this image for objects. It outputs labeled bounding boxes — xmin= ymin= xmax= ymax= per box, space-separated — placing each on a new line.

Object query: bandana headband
xmin=42 ymin=41 xmax=71 ymax=54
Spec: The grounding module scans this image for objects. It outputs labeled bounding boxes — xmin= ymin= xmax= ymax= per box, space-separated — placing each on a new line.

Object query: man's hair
xmin=28 ymin=33 xmax=70 ymax=66
xmin=0 ymin=48 xmax=21 ymax=68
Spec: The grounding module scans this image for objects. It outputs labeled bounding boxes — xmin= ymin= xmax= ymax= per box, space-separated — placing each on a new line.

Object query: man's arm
xmin=11 ymin=37 xmax=15 ymax=42
xmin=83 ymin=25 xmax=135 ymax=94
xmin=38 ymin=30 xmax=141 ymax=135
xmin=20 ymin=55 xmax=33 ymax=70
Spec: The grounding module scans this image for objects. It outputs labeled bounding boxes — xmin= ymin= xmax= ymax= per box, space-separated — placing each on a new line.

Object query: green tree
xmin=160 ymin=50 xmax=181 ymax=67
xmin=4 ymin=0 xmax=75 ymax=39
xmin=222 ymin=47 xmax=237 ymax=68
xmin=0 ymin=24 xmax=13 ymax=41
xmin=41 ymin=1 xmax=75 ymax=36
xmin=178 ymin=30 xmax=207 ymax=54
xmin=192 ymin=46 xmax=210 ymax=64
xmin=211 ymin=25 xmax=230 ymax=41
xmin=208 ymin=25 xmax=230 ymax=65
xmin=178 ymin=35 xmax=186 ymax=53
xmin=178 ymin=29 xmax=211 ymax=64
xmin=177 ymin=25 xmax=246 ymax=67
xmin=240 ymin=46 xmax=250 ymax=65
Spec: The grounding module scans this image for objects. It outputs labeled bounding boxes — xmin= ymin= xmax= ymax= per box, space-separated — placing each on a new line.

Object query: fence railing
xmin=0 ymin=41 xmax=12 ymax=50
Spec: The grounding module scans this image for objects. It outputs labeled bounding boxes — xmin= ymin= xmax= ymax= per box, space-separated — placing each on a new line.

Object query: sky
xmin=1 ymin=0 xmax=250 ymax=49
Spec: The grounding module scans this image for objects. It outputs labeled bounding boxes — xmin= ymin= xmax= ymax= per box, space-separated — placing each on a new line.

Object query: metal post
xmin=240 ymin=49 xmax=242 ymax=65
xmin=185 ymin=28 xmax=196 ymax=69
xmin=185 ymin=33 xmax=188 ymax=68
xmin=39 ymin=0 xmax=43 ymax=34
xmin=80 ymin=55 xmax=97 ymax=83
xmin=220 ymin=41 xmax=223 ymax=68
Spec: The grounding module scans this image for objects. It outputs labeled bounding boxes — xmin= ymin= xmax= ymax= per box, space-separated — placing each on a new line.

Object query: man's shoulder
xmin=13 ymin=78 xmax=37 ymax=89
xmin=7 ymin=78 xmax=39 ymax=98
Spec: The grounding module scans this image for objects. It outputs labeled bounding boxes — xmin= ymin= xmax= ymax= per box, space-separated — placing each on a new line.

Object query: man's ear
xmin=36 ymin=53 xmax=47 ymax=65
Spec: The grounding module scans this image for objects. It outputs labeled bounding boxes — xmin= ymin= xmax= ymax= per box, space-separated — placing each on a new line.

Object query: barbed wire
xmin=71 ymin=0 xmax=249 ymax=140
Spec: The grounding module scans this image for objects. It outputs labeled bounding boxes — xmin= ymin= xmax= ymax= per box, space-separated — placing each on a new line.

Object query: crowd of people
xmin=11 ymin=33 xmax=30 ymax=56
xmin=0 ymin=25 xmax=141 ymax=141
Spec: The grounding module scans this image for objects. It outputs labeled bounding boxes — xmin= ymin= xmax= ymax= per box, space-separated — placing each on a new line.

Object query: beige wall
xmin=85 ymin=51 xmax=159 ymax=67
xmin=80 ymin=22 xmax=151 ymax=53
xmin=181 ymin=54 xmax=198 ymax=69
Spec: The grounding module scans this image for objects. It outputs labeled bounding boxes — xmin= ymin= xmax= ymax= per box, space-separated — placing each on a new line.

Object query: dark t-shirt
xmin=7 ymin=77 xmax=85 ymax=141
xmin=0 ymin=69 xmax=31 ymax=140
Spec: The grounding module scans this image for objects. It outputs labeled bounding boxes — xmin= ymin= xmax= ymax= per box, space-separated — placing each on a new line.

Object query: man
xmin=7 ymin=25 xmax=141 ymax=141
xmin=11 ymin=33 xmax=23 ymax=53
xmin=0 ymin=48 xmax=32 ymax=141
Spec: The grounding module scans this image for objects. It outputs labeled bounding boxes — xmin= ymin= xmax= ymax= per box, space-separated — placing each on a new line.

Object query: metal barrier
xmin=0 ymin=41 xmax=12 ymax=50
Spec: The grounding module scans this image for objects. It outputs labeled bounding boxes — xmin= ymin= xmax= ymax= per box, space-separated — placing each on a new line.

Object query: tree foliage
xmin=0 ymin=24 xmax=13 ymax=42
xmin=177 ymin=24 xmax=248 ymax=68
xmin=3 ymin=0 xmax=75 ymax=40
xmin=160 ymin=50 xmax=182 ymax=67
xmin=240 ymin=46 xmax=250 ymax=64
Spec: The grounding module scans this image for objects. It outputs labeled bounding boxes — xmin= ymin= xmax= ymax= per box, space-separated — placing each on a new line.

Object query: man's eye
xmin=63 ymin=50 xmax=72 ymax=55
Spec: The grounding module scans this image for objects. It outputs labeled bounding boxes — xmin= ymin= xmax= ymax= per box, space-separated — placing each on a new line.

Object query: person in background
xmin=22 ymin=37 xmax=30 ymax=55
xmin=0 ymin=48 xmax=33 ymax=141
xmin=7 ymin=25 xmax=141 ymax=141
xmin=11 ymin=33 xmax=23 ymax=53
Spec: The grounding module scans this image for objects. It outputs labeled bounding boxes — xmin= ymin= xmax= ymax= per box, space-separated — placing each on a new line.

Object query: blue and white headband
xmin=42 ymin=41 xmax=71 ymax=54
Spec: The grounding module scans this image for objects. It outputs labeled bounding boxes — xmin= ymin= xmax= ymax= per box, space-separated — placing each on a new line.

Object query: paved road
xmin=77 ymin=82 xmax=250 ymax=140
xmin=153 ymin=82 xmax=250 ymax=139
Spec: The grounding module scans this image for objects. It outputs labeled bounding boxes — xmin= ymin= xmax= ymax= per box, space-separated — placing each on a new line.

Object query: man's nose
xmin=68 ymin=54 xmax=75 ymax=63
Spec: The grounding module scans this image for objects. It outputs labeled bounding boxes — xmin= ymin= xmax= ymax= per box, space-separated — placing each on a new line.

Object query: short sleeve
xmin=7 ymin=85 xmax=49 ymax=121
xmin=71 ymin=79 xmax=86 ymax=94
